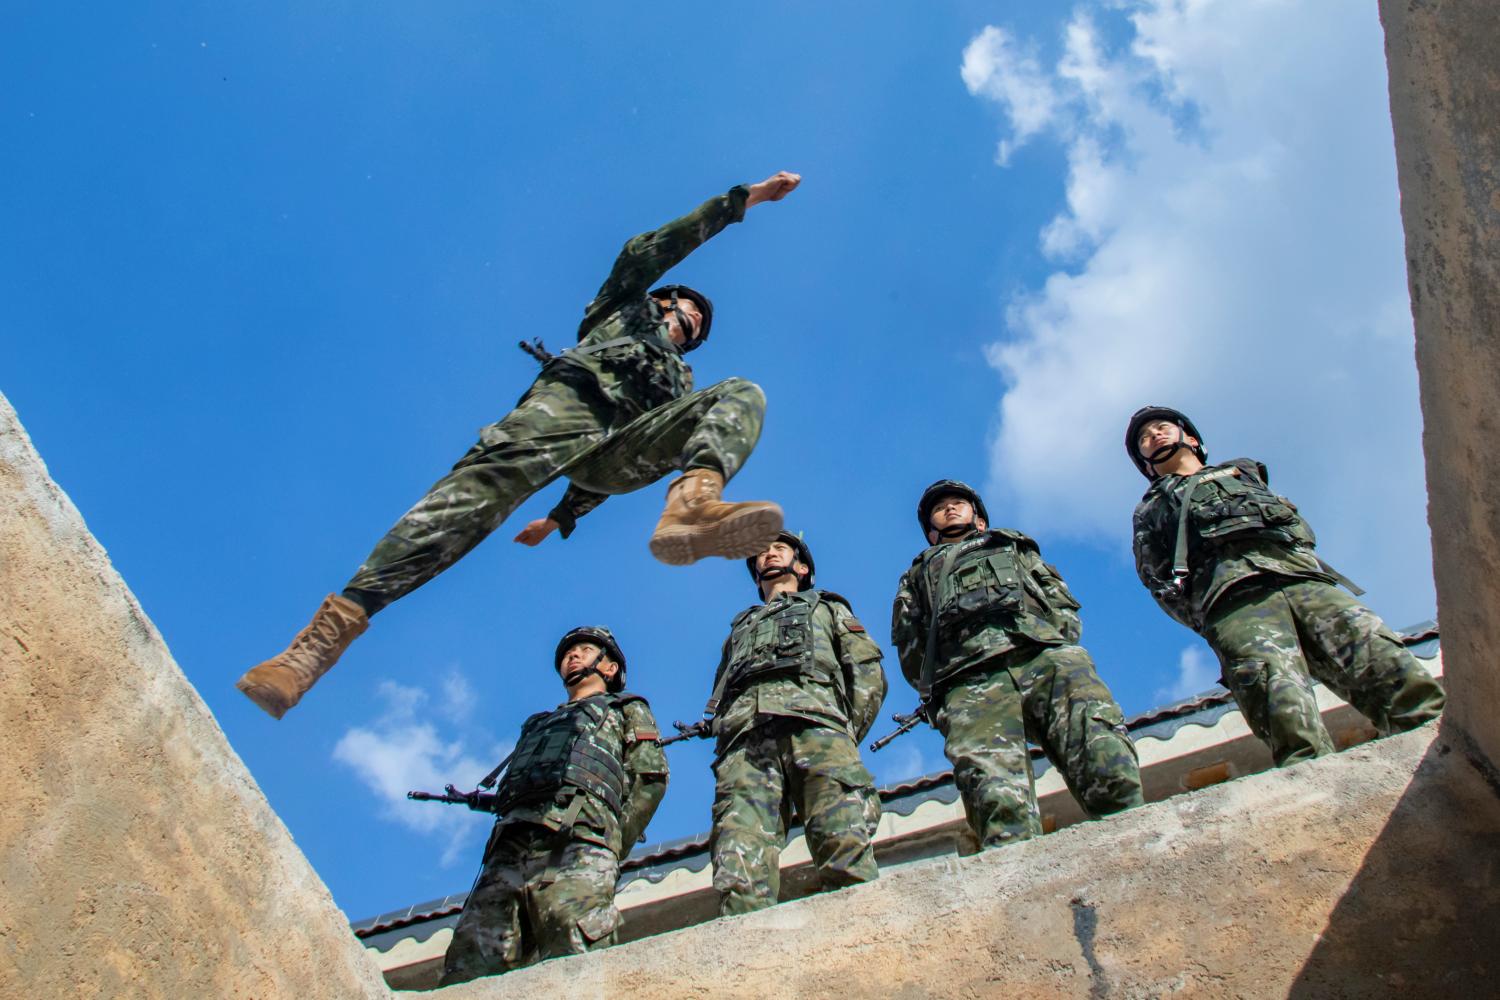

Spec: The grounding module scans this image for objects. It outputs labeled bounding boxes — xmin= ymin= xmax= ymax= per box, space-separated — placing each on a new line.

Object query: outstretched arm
xmin=579 ymin=172 xmax=802 ymax=337
xmin=513 ymin=484 xmax=611 ymax=545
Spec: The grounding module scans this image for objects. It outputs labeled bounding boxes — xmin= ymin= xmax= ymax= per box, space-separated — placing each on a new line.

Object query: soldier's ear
xmin=974 ymin=516 xmax=988 ymax=532
xmin=598 ymin=659 xmax=620 ymax=680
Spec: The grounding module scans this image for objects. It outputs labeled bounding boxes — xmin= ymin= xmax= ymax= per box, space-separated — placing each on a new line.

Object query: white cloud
xmin=1154 ymin=644 xmax=1221 ymax=703
xmin=966 ymin=1 xmax=1435 ymax=626
xmin=961 ymin=26 xmax=1062 ymax=165
xmin=332 ymin=677 xmax=508 ymax=866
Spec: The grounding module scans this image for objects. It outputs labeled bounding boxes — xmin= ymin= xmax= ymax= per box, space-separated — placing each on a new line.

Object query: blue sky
xmin=4 ymin=2 xmax=1431 ymax=921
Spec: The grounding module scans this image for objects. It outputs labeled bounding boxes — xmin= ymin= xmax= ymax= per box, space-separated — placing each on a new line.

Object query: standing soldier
xmin=238 ymin=172 xmax=803 ymax=719
xmin=890 ymin=481 xmax=1143 ymax=850
xmin=438 ymin=627 xmax=667 ymax=985
xmin=704 ymin=531 xmax=887 ymax=914
xmin=1127 ymin=406 xmax=1445 ymax=765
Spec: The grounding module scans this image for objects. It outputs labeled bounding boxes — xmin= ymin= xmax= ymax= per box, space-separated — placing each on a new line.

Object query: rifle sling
xmin=1171 ymin=467 xmax=1236 ymax=585
xmin=478 ymin=748 xmax=517 ymax=790
xmin=917 ymin=540 xmax=972 ymax=702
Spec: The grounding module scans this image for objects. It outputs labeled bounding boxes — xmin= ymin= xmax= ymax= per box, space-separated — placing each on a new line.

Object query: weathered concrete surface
xmin=0 ymin=394 xmax=389 ymax=1000
xmin=438 ymin=726 xmax=1499 ymax=999
xmin=1381 ymin=0 xmax=1500 ymax=774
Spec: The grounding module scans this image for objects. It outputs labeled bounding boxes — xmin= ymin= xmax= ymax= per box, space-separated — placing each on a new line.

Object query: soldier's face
xmin=658 ymin=296 xmax=703 ymax=348
xmin=1137 ymin=420 xmax=1180 ymax=458
xmin=560 ymin=642 xmax=619 ymax=693
xmin=756 ymin=541 xmax=808 ymax=588
xmin=927 ymin=498 xmax=986 ymax=544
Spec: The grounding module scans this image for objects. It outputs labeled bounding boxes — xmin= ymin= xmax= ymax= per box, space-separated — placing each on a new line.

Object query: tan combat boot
xmin=236 ymin=594 xmax=368 ymax=719
xmin=649 ymin=468 xmax=784 ymax=566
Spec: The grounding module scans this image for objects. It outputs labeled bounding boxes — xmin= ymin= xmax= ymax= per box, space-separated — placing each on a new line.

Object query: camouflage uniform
xmin=344 ymin=186 xmax=765 ymax=614
xmin=891 ymin=528 xmax=1142 ymax=849
xmin=439 ymin=692 xmax=667 ymax=985
xmin=706 ymin=589 xmax=887 ymax=914
xmin=1133 ymin=457 xmax=1445 ymax=765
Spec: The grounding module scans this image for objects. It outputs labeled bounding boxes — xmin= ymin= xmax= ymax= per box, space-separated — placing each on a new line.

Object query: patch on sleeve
xmin=635 ymin=727 xmax=661 ymax=742
xmin=844 ymin=618 xmax=867 ymax=633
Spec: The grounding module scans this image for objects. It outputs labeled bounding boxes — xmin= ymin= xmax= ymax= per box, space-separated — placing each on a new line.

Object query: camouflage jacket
xmin=546 ymin=185 xmax=750 ymax=536
xmin=891 ymin=528 xmax=1083 ymax=695
xmin=708 ymin=589 xmax=887 ymax=757
xmin=499 ymin=693 xmax=669 ymax=858
xmin=1132 ymin=458 xmax=1330 ymax=630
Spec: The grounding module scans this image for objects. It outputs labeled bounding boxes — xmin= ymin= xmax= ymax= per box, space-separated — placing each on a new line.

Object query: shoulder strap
xmin=567 ymin=336 xmax=637 ymax=358
xmin=1169 ymin=466 xmax=1239 ymax=589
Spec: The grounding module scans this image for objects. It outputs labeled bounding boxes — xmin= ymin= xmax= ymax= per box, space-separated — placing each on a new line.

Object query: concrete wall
xmin=0 ymin=394 xmax=390 ymax=1000
xmin=1381 ymin=0 xmax=1500 ymax=775
xmin=439 ymin=726 xmax=1499 ymax=999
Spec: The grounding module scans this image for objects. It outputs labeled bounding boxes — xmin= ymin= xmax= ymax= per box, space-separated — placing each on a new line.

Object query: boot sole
xmin=236 ymin=676 xmax=292 ymax=720
xmin=649 ymin=506 xmax=784 ymax=566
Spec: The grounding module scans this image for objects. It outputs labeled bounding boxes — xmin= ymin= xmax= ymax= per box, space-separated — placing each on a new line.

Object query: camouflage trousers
xmin=934 ymin=644 xmax=1143 ymax=850
xmin=1202 ymin=577 xmax=1446 ymax=766
xmin=345 ymin=371 xmax=765 ymax=613
xmin=439 ymin=822 xmax=621 ymax=986
xmin=710 ymin=719 xmax=881 ymax=915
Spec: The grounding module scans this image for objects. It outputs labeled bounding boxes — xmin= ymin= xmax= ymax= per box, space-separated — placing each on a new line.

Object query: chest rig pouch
xmin=930 ymin=538 xmax=1026 ymax=633
xmin=494 ymin=695 xmax=630 ymax=816
xmin=723 ymin=597 xmax=825 ymax=689
xmin=1189 ymin=468 xmax=1311 ymax=544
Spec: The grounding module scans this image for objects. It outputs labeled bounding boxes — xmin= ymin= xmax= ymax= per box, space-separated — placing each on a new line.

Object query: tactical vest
xmin=1186 ymin=465 xmax=1315 ymax=547
xmin=493 ymin=693 xmax=636 ymax=816
xmin=708 ymin=592 xmax=842 ymax=714
xmin=926 ymin=534 xmax=1031 ymax=634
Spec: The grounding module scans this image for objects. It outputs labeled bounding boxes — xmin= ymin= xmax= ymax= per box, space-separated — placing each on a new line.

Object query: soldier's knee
xmin=716 ymin=376 xmax=765 ymax=408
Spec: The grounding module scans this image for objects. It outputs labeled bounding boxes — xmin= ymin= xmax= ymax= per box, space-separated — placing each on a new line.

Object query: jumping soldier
xmin=438 ymin=627 xmax=667 ymax=985
xmin=891 ymin=481 xmax=1143 ymax=850
xmin=238 ymin=172 xmax=802 ymax=718
xmin=705 ymin=531 xmax=887 ymax=914
xmin=1127 ymin=406 xmax=1445 ymax=765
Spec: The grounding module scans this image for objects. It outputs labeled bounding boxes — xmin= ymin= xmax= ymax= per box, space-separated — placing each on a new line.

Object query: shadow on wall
xmin=1289 ymin=727 xmax=1500 ymax=997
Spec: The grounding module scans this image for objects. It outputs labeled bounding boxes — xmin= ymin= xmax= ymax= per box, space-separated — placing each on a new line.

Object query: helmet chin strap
xmin=936 ymin=519 xmax=974 ymax=540
xmin=563 ymin=648 xmax=607 ymax=688
xmin=1146 ymin=440 xmax=1185 ymax=467
xmin=666 ymin=290 xmax=698 ymax=352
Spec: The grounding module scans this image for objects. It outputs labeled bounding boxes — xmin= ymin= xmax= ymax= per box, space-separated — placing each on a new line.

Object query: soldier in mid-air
xmin=238 ymin=172 xmax=802 ymax=718
xmin=1127 ymin=406 xmax=1445 ymax=765
xmin=891 ymin=481 xmax=1143 ymax=850
xmin=438 ymin=627 xmax=667 ymax=985
xmin=704 ymin=531 xmax=887 ymax=914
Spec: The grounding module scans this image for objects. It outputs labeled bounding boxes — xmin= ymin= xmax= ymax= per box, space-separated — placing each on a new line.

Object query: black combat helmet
xmin=1126 ymin=406 xmax=1207 ymax=480
xmin=745 ymin=530 xmax=816 ymax=592
xmin=649 ymin=284 xmax=714 ymax=352
xmin=917 ymin=480 xmax=990 ymax=540
xmin=554 ymin=626 xmax=628 ymax=693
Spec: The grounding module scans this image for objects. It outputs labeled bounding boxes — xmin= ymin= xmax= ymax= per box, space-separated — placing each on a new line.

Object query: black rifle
xmin=660 ymin=719 xmax=713 ymax=747
xmin=407 ymin=783 xmax=499 ymax=812
xmin=869 ymin=705 xmax=928 ymax=752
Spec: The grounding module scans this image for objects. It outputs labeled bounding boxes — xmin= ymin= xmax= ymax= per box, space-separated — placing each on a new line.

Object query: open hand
xmin=513 ymin=518 xmax=559 ymax=546
xmin=746 ymin=171 xmax=802 ymax=208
